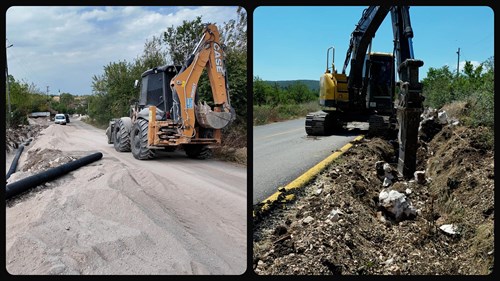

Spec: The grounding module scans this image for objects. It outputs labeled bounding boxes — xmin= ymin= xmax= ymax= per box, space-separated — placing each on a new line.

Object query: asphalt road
xmin=253 ymin=117 xmax=365 ymax=205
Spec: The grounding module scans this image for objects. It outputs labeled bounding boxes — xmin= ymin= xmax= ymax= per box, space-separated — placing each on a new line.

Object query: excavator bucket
xmin=195 ymin=101 xmax=235 ymax=129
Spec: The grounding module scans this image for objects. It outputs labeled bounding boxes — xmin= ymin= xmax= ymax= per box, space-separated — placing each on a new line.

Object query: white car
xmin=54 ymin=114 xmax=67 ymax=125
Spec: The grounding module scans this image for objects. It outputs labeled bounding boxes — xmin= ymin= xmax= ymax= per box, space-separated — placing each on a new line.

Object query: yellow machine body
xmin=319 ymin=71 xmax=348 ymax=108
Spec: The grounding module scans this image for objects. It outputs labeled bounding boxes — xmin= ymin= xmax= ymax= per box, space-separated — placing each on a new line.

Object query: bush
xmin=253 ymin=101 xmax=320 ymax=125
xmin=423 ymin=57 xmax=494 ymax=132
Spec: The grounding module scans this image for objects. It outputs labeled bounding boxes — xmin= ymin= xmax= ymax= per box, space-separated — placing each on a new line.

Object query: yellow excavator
xmin=107 ymin=23 xmax=235 ymax=160
xmin=306 ymin=6 xmax=424 ymax=177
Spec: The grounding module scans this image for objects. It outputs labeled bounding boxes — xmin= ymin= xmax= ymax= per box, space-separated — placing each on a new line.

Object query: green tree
xmin=422 ymin=65 xmax=454 ymax=109
xmin=163 ymin=16 xmax=204 ymax=65
xmin=5 ymin=75 xmax=44 ymax=126
xmin=220 ymin=7 xmax=247 ymax=126
xmin=253 ymin=76 xmax=271 ymax=106
xmin=286 ymin=81 xmax=316 ymax=104
xmin=422 ymin=57 xmax=494 ymax=130
xmin=136 ymin=36 xmax=167 ymax=70
xmin=59 ymin=92 xmax=75 ymax=114
xmin=91 ymin=60 xmax=137 ymax=122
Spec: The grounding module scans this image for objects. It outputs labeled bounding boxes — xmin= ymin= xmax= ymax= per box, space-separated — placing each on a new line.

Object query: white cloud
xmin=459 ymin=60 xmax=481 ymax=71
xmin=6 ymin=6 xmax=240 ymax=95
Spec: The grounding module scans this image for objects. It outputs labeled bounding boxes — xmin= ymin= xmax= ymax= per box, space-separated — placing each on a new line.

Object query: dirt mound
xmin=5 ymin=120 xmax=48 ymax=152
xmin=253 ymin=124 xmax=494 ymax=275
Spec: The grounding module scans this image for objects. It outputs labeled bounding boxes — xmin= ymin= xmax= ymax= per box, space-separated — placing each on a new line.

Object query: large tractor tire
xmin=113 ymin=117 xmax=132 ymax=152
xmin=184 ymin=144 xmax=212 ymax=160
xmin=106 ymin=120 xmax=116 ymax=144
xmin=131 ymin=119 xmax=156 ymax=160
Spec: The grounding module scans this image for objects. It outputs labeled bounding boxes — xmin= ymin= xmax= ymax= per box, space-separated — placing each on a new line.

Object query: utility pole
xmin=456 ymin=47 xmax=460 ymax=77
xmin=6 ymin=40 xmax=13 ymax=127
xmin=46 ymin=85 xmax=49 ymax=100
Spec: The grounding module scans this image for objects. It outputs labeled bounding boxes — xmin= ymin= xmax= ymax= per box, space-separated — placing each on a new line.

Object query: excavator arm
xmin=341 ymin=6 xmax=424 ymax=178
xmin=170 ymin=23 xmax=235 ymax=139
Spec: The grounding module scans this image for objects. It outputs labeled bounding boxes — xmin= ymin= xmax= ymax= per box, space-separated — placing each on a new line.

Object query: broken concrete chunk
xmin=383 ymin=163 xmax=392 ymax=173
xmin=303 ymin=216 xmax=314 ymax=225
xmin=439 ymin=224 xmax=459 ymax=235
xmin=376 ymin=211 xmax=388 ymax=224
xmin=326 ymin=208 xmax=343 ymax=222
xmin=437 ymin=111 xmax=449 ymax=125
xmin=378 ymin=189 xmax=417 ymax=221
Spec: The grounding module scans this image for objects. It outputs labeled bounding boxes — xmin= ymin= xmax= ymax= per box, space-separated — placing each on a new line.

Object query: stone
xmin=383 ymin=163 xmax=392 ymax=173
xmin=303 ymin=216 xmax=314 ymax=225
xmin=437 ymin=111 xmax=448 ymax=124
xmin=383 ymin=177 xmax=392 ymax=187
xmin=326 ymin=208 xmax=343 ymax=222
xmin=379 ymin=189 xmax=417 ymax=220
xmin=439 ymin=224 xmax=459 ymax=235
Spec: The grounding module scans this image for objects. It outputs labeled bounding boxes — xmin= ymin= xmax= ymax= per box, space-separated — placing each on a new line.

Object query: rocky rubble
xmin=253 ymin=109 xmax=494 ymax=275
xmin=6 ymin=118 xmax=49 ymax=152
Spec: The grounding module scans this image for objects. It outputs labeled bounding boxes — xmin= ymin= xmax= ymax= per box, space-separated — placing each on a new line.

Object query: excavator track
xmin=305 ymin=111 xmax=341 ymax=136
xmin=368 ymin=114 xmax=393 ymax=137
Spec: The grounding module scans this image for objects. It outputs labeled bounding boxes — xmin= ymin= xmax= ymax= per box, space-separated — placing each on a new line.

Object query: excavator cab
xmin=364 ymin=52 xmax=395 ymax=115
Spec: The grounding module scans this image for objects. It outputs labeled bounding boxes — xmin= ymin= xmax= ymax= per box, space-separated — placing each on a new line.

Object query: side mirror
xmin=134 ymin=79 xmax=139 ymax=88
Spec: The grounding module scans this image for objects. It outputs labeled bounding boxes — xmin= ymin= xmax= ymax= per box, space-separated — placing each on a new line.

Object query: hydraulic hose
xmin=5 ymin=152 xmax=103 ymax=200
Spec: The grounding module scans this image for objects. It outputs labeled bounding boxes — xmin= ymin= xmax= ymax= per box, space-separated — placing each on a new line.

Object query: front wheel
xmin=131 ymin=119 xmax=156 ymax=160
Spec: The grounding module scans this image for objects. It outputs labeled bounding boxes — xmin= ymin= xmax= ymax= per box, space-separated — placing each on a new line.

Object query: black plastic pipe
xmin=5 ymin=152 xmax=103 ymax=200
xmin=6 ymin=138 xmax=33 ymax=181
xmin=6 ymin=144 xmax=25 ymax=180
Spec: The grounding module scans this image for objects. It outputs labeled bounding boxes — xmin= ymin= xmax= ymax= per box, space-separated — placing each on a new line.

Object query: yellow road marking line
xmin=254 ymin=127 xmax=304 ymax=141
xmin=255 ymin=135 xmax=364 ymax=215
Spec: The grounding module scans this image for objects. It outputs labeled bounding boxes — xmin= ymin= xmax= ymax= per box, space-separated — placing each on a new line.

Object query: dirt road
xmin=6 ymin=119 xmax=247 ymax=275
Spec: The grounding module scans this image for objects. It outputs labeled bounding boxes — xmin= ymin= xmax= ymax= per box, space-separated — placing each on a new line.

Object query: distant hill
xmin=264 ymin=80 xmax=319 ymax=92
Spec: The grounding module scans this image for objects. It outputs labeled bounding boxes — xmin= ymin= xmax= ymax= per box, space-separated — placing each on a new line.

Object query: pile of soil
xmin=253 ymin=122 xmax=494 ymax=275
xmin=5 ymin=118 xmax=49 ymax=152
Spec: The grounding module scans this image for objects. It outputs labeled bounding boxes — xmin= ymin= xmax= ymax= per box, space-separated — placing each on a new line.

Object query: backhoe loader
xmin=107 ymin=23 xmax=235 ymax=160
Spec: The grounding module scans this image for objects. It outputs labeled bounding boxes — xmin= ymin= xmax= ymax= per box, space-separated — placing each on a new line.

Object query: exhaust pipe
xmin=5 ymin=152 xmax=103 ymax=200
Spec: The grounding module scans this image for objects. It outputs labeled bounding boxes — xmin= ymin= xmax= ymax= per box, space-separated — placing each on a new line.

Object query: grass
xmin=253 ymin=101 xmax=321 ymax=126
xmin=213 ymin=124 xmax=248 ymax=165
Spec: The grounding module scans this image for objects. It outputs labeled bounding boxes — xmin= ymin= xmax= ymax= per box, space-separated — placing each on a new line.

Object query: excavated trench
xmin=253 ymin=110 xmax=494 ymax=275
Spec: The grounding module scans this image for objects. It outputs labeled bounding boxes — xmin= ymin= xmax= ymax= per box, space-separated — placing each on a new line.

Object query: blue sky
xmin=6 ymin=6 xmax=240 ymax=95
xmin=254 ymin=6 xmax=494 ymax=81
